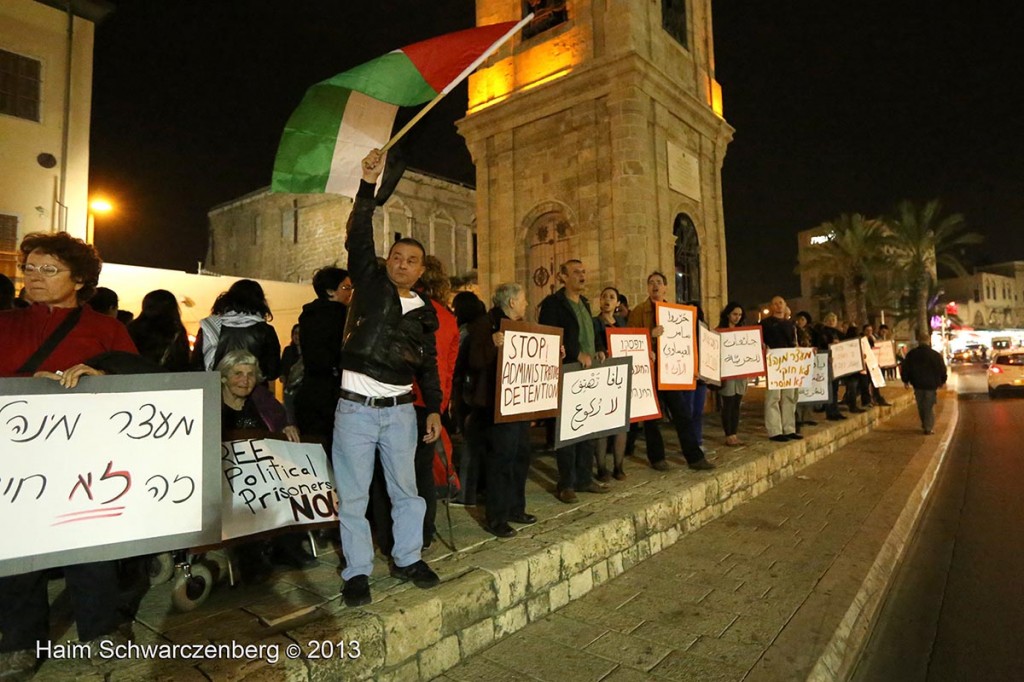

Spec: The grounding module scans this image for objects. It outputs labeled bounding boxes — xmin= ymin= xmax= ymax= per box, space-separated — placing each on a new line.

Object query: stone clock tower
xmin=458 ymin=0 xmax=733 ymax=315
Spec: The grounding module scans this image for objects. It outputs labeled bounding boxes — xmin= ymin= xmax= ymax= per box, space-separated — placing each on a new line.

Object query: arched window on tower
xmin=673 ymin=214 xmax=700 ymax=304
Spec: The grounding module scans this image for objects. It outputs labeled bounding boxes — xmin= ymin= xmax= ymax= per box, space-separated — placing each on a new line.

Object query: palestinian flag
xmin=272 ymin=21 xmax=520 ymax=197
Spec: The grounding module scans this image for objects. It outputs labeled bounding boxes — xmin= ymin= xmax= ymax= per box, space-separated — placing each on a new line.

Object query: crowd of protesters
xmin=0 ymin=150 xmax=933 ymax=676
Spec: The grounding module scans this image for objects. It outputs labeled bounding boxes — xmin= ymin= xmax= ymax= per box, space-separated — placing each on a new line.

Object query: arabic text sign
xmin=0 ymin=373 xmax=221 ymax=577
xmin=221 ymin=439 xmax=336 ymax=541
xmin=719 ymin=326 xmax=766 ymax=379
xmin=830 ymin=338 xmax=865 ymax=378
xmin=766 ymin=347 xmax=815 ymax=390
xmin=872 ymin=340 xmax=898 ymax=368
xmin=656 ymin=302 xmax=697 ymax=390
xmin=798 ymin=352 xmax=832 ymax=405
xmin=698 ymin=324 xmax=722 ymax=385
xmin=495 ymin=320 xmax=563 ymax=423
xmin=606 ymin=328 xmax=661 ymax=422
xmin=556 ymin=358 xmax=632 ymax=448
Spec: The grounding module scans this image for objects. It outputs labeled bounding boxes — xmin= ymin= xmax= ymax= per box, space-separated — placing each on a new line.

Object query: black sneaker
xmin=342 ymin=575 xmax=371 ymax=607
xmin=688 ymin=458 xmax=716 ymax=471
xmin=390 ymin=560 xmax=440 ymax=589
xmin=786 ymin=433 xmax=804 ymax=440
xmin=769 ymin=435 xmax=789 ymax=442
xmin=485 ymin=522 xmax=517 ymax=538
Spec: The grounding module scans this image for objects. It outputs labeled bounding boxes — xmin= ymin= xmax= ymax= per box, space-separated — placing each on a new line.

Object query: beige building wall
xmin=206 ymin=170 xmax=476 ymax=286
xmin=458 ymin=0 xmax=732 ymax=316
xmin=0 ymin=0 xmax=98 ymax=269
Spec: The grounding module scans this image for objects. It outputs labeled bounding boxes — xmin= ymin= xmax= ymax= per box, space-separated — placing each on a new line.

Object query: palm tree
xmin=883 ymin=199 xmax=984 ymax=339
xmin=798 ymin=213 xmax=887 ymax=327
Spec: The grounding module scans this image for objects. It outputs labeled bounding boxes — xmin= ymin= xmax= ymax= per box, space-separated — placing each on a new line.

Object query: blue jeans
xmin=914 ymin=389 xmax=937 ymax=433
xmin=332 ymin=399 xmax=425 ymax=580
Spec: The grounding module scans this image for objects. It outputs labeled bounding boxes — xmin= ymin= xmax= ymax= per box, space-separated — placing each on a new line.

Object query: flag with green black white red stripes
xmin=271 ymin=21 xmax=519 ymax=197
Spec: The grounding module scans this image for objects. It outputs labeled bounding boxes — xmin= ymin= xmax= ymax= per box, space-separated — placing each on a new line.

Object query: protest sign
xmin=872 ymin=340 xmax=898 ymax=368
xmin=0 ymin=373 xmax=221 ymax=577
xmin=798 ymin=351 xmax=832 ymax=405
xmin=719 ymin=326 xmax=766 ymax=379
xmin=495 ymin=320 xmax=563 ymax=423
xmin=830 ymin=338 xmax=865 ymax=378
xmin=766 ymin=347 xmax=815 ymax=390
xmin=606 ymin=328 xmax=661 ymax=422
xmin=555 ymin=358 xmax=632 ymax=448
xmin=862 ymin=337 xmax=887 ymax=388
xmin=221 ymin=439 xmax=336 ymax=541
xmin=655 ymin=302 xmax=697 ymax=390
xmin=698 ymin=323 xmax=722 ymax=385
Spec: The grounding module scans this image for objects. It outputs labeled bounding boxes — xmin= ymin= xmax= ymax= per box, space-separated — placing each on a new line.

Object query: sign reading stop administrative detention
xmin=494 ymin=320 xmax=563 ymax=423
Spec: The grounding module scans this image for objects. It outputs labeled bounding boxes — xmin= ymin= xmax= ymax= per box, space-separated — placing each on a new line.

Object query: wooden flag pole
xmin=381 ymin=13 xmax=534 ymax=152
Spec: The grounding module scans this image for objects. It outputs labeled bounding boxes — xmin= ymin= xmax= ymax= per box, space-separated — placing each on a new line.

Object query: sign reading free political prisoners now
xmin=655 ymin=302 xmax=698 ymax=390
xmin=718 ymin=326 xmax=767 ymax=380
xmin=495 ymin=320 xmax=563 ymax=423
xmin=0 ymin=373 xmax=222 ymax=578
xmin=765 ymin=347 xmax=816 ymax=390
xmin=555 ymin=358 xmax=632 ymax=448
xmin=606 ymin=328 xmax=662 ymax=422
xmin=221 ymin=439 xmax=337 ymax=541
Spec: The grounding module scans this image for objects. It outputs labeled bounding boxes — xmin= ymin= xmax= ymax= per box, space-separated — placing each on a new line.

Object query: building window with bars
xmin=0 ymin=49 xmax=42 ymax=122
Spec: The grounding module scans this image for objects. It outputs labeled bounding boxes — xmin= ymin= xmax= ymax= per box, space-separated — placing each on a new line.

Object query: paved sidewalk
xmin=438 ymin=397 xmax=955 ymax=681
xmin=23 ymin=386 xmax=924 ymax=681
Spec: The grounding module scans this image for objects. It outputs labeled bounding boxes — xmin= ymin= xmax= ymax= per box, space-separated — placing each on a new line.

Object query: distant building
xmin=939 ymin=262 xmax=1024 ymax=329
xmin=206 ymin=170 xmax=476 ymax=286
xmin=0 ymin=0 xmax=112 ymax=279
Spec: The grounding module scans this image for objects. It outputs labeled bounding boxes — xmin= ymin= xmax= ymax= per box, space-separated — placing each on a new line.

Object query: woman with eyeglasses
xmin=0 ymin=232 xmax=138 ymax=677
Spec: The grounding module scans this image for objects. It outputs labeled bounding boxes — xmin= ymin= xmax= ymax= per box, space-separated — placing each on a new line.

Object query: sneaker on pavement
xmin=651 ymin=460 xmax=672 ymax=471
xmin=688 ymin=458 xmax=716 ymax=471
xmin=342 ymin=574 xmax=372 ymax=607
xmin=581 ymin=482 xmax=611 ymax=494
xmin=769 ymin=435 xmax=789 ymax=442
xmin=786 ymin=433 xmax=804 ymax=440
xmin=485 ymin=522 xmax=517 ymax=538
xmin=390 ymin=560 xmax=440 ymax=588
xmin=509 ymin=512 xmax=537 ymax=525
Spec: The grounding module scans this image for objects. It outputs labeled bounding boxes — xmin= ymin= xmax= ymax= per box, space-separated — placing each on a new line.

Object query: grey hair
xmin=216 ymin=349 xmax=264 ymax=384
xmin=492 ymin=282 xmax=524 ymax=312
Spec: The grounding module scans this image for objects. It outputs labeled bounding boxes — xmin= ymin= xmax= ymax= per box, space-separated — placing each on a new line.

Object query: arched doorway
xmin=673 ymin=213 xmax=701 ymax=304
xmin=526 ymin=210 xmax=573 ymax=315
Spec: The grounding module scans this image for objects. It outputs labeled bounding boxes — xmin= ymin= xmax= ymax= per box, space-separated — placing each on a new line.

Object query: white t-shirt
xmin=341 ymin=293 xmax=426 ymax=397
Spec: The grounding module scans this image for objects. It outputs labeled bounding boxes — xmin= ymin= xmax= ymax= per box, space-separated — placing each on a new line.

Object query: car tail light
xmin=990 ymin=366 xmax=1002 ymax=374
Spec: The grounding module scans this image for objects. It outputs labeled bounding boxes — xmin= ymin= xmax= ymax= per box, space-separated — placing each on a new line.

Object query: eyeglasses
xmin=339 ymin=285 xmax=354 ymax=291
xmin=17 ymin=263 xmax=69 ymax=277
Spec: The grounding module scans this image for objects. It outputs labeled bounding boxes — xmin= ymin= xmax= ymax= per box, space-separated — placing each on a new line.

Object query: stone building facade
xmin=940 ymin=262 xmax=1024 ymax=329
xmin=458 ymin=0 xmax=733 ymax=314
xmin=205 ymin=170 xmax=476 ymax=285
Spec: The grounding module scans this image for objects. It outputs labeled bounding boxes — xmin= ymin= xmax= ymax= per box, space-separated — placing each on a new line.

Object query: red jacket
xmin=0 ymin=304 xmax=137 ymax=377
xmin=414 ymin=299 xmax=459 ymax=414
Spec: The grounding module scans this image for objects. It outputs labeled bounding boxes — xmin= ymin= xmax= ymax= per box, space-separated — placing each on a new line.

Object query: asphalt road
xmin=853 ymin=364 xmax=1024 ymax=681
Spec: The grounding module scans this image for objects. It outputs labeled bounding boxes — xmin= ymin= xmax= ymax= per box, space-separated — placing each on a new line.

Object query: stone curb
xmin=292 ymin=394 xmax=918 ymax=681
xmin=808 ymin=393 xmax=960 ymax=681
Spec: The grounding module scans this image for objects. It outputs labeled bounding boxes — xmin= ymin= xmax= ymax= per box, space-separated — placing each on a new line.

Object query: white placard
xmin=221 ymin=439 xmax=337 ymax=541
xmin=766 ymin=347 xmax=816 ymax=390
xmin=719 ymin=327 xmax=766 ymax=379
xmin=862 ymin=337 xmax=887 ymax=388
xmin=656 ymin=302 xmax=698 ymax=389
xmin=496 ymin=321 xmax=563 ymax=422
xmin=556 ymin=358 xmax=632 ymax=448
xmin=872 ymin=340 xmax=898 ymax=368
xmin=606 ymin=329 xmax=662 ymax=422
xmin=698 ymin=323 xmax=722 ymax=385
xmin=667 ymin=140 xmax=702 ymax=202
xmin=798 ymin=352 xmax=832 ymax=404
xmin=0 ymin=386 xmax=209 ymax=569
xmin=830 ymin=338 xmax=865 ymax=378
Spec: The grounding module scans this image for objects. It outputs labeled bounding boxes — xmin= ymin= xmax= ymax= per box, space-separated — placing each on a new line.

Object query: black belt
xmin=338 ymin=388 xmax=415 ymax=408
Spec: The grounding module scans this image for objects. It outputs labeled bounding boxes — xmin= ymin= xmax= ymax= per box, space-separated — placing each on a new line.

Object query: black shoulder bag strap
xmin=16 ymin=307 xmax=84 ymax=374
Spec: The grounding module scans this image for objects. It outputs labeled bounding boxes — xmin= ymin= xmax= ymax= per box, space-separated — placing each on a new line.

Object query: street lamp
xmin=86 ymin=198 xmax=113 ymax=244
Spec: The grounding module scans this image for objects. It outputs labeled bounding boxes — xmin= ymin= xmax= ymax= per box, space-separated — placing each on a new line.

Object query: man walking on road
xmin=900 ymin=332 xmax=947 ymax=434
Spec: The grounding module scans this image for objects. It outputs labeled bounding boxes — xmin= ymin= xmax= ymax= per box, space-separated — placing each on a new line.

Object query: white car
xmin=988 ymin=350 xmax=1024 ymax=397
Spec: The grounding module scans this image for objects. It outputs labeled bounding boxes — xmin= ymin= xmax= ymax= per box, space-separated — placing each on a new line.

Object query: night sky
xmin=89 ymin=1 xmax=1024 ymax=307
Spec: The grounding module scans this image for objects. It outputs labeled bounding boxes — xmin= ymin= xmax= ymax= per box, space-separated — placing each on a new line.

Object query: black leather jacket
xmin=341 ymin=182 xmax=442 ymax=414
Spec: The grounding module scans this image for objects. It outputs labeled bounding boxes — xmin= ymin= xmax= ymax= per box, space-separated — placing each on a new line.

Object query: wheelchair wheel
xmin=171 ymin=563 xmax=213 ymax=612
